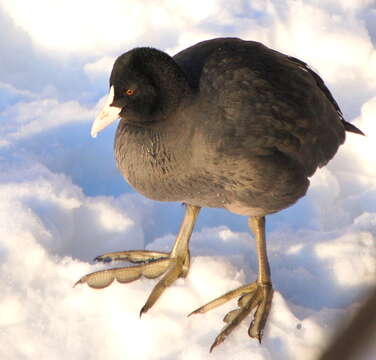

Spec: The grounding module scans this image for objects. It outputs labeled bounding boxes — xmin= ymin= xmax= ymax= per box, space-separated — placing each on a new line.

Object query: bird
xmin=75 ymin=37 xmax=364 ymax=351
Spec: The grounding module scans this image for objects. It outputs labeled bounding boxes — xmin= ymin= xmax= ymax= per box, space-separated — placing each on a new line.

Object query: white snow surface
xmin=0 ymin=1 xmax=376 ymax=359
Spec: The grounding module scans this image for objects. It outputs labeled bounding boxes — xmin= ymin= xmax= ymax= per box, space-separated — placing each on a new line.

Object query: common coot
xmin=76 ymin=37 xmax=363 ymax=351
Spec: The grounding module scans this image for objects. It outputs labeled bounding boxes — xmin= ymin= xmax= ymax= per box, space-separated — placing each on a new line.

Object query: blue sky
xmin=0 ymin=1 xmax=375 ymax=359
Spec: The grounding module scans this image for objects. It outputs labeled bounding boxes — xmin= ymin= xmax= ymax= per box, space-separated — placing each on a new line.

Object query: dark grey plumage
xmin=113 ymin=37 xmax=360 ymax=215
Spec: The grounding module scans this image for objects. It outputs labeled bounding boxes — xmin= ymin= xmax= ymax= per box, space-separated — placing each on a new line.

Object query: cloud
xmin=0 ymin=5 xmax=97 ymax=104
xmin=0 ymin=81 xmax=37 ymax=110
xmin=305 ymin=95 xmax=376 ymax=232
xmin=0 ymin=0 xmax=221 ymax=55
xmin=315 ymin=231 xmax=376 ymax=287
xmin=0 ymin=98 xmax=94 ymax=147
xmin=341 ymin=96 xmax=376 ymax=178
xmin=0 ymin=159 xmax=144 ymax=260
xmin=84 ymin=56 xmax=115 ymax=88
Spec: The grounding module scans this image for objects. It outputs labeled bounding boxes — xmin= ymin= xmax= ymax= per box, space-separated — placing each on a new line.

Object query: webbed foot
xmin=75 ymin=249 xmax=190 ymax=315
xmin=75 ymin=205 xmax=200 ymax=315
xmin=190 ymin=281 xmax=273 ymax=351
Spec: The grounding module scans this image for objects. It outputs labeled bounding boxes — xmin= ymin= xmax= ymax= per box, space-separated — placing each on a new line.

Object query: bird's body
xmin=115 ymin=38 xmax=347 ymax=215
xmin=79 ymin=37 xmax=363 ymax=351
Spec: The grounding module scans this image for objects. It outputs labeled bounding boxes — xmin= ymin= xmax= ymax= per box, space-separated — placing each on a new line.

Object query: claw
xmin=139 ymin=306 xmax=146 ymax=318
xmin=210 ymin=333 xmax=226 ymax=353
xmin=210 ymin=306 xmax=250 ymax=352
xmin=248 ymin=283 xmax=273 ymax=341
xmin=140 ymin=258 xmax=184 ymax=314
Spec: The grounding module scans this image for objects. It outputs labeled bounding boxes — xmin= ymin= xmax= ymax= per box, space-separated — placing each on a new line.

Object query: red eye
xmin=126 ymin=89 xmax=135 ymax=96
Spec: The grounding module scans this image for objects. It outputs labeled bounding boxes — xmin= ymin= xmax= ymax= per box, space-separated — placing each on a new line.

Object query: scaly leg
xmin=189 ymin=216 xmax=273 ymax=352
xmin=75 ymin=204 xmax=201 ymax=315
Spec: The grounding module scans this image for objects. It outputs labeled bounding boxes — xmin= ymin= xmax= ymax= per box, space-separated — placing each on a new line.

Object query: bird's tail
xmin=342 ymin=120 xmax=365 ymax=136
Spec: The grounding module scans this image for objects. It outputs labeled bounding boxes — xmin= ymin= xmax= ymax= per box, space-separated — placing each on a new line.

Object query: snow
xmin=0 ymin=1 xmax=375 ymax=359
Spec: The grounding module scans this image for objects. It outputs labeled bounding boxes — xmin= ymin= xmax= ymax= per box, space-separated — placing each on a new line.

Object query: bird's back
xmin=174 ymin=38 xmax=346 ymax=177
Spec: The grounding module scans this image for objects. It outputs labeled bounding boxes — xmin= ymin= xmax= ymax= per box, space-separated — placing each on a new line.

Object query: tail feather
xmin=342 ymin=120 xmax=365 ymax=136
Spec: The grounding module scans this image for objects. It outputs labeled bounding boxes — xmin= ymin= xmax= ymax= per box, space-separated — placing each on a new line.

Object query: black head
xmin=109 ymin=47 xmax=189 ymax=124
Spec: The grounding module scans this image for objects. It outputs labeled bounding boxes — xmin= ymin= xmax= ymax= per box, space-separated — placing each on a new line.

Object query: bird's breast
xmin=114 ymin=123 xmax=190 ymax=202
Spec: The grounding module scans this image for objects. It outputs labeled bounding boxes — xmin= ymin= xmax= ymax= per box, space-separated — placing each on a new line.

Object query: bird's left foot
xmin=189 ymin=281 xmax=273 ymax=352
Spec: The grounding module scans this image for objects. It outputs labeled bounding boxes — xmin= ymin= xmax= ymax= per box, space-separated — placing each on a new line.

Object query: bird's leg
xmin=75 ymin=204 xmax=201 ymax=315
xmin=189 ymin=216 xmax=273 ymax=352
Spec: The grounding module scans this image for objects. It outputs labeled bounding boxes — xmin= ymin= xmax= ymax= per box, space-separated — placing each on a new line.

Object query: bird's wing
xmin=286 ymin=55 xmax=364 ymax=136
xmin=198 ymin=41 xmax=347 ymax=175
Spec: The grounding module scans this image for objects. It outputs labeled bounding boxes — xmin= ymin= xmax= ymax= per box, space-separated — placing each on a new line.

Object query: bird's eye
xmin=126 ymin=89 xmax=135 ymax=96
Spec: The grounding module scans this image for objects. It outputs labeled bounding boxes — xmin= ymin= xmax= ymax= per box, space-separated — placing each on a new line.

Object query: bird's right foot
xmin=74 ymin=249 xmax=190 ymax=315
xmin=75 ymin=205 xmax=200 ymax=315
